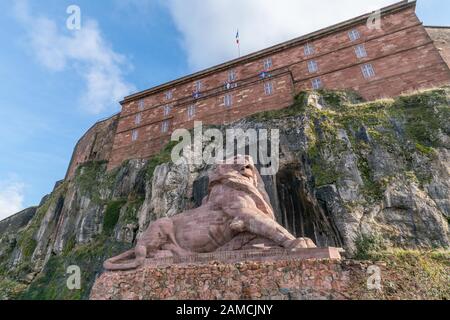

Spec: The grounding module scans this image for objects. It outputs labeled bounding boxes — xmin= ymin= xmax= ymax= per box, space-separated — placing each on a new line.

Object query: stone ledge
xmin=145 ymin=247 xmax=343 ymax=267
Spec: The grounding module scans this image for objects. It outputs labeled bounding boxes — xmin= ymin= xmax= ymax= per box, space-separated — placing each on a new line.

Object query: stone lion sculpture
xmin=104 ymin=156 xmax=316 ymax=271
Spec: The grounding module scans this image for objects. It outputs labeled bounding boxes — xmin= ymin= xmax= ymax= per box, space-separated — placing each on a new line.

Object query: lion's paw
xmin=285 ymin=238 xmax=317 ymax=250
xmin=230 ymin=218 xmax=246 ymax=232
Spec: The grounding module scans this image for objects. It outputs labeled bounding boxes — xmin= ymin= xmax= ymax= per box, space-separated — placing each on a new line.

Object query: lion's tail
xmin=103 ymin=249 xmax=142 ymax=271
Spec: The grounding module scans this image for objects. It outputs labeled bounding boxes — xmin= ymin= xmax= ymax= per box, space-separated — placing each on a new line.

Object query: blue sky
xmin=0 ymin=0 xmax=449 ymax=220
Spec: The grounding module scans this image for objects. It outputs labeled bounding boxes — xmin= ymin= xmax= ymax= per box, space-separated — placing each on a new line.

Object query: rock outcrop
xmin=0 ymin=88 xmax=449 ymax=300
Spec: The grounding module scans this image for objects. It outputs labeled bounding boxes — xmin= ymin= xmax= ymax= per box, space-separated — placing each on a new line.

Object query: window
xmin=165 ymin=90 xmax=173 ymax=100
xmin=312 ymin=78 xmax=322 ymax=90
xmin=138 ymin=99 xmax=145 ymax=111
xmin=228 ymin=70 xmax=237 ymax=82
xmin=264 ymin=82 xmax=274 ymax=95
xmin=263 ymin=57 xmax=272 ymax=70
xmin=348 ymin=29 xmax=360 ymax=42
xmin=307 ymin=60 xmax=318 ymax=73
xmin=187 ymin=105 xmax=196 ymax=119
xmin=355 ymin=44 xmax=367 ymax=58
xmin=194 ymin=80 xmax=202 ymax=93
xmin=224 ymin=94 xmax=233 ymax=107
xmin=163 ymin=105 xmax=171 ymax=117
xmin=135 ymin=113 xmax=142 ymax=125
xmin=131 ymin=129 xmax=139 ymax=142
xmin=361 ymin=64 xmax=376 ymax=79
xmin=304 ymin=43 xmax=315 ymax=56
xmin=161 ymin=120 xmax=169 ymax=133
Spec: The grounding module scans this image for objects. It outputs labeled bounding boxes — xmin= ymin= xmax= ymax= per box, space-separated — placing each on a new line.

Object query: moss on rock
xmin=0 ymin=276 xmax=27 ymax=300
xmin=103 ymin=200 xmax=127 ymax=235
xmin=19 ymin=236 xmax=132 ymax=300
xmin=296 ymin=87 xmax=448 ymax=200
xmin=146 ymin=140 xmax=178 ymax=180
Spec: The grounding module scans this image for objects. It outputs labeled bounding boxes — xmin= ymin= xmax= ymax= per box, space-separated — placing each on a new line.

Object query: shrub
xmin=354 ymin=233 xmax=386 ymax=260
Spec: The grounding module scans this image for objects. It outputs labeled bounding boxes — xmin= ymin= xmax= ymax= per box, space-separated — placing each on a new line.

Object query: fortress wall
xmin=295 ymin=41 xmax=450 ymax=100
xmin=108 ymin=73 xmax=294 ymax=169
xmin=426 ymin=27 xmax=450 ymax=69
xmin=65 ymin=2 xmax=450 ymax=174
xmin=106 ymin=2 xmax=450 ymax=170
xmin=65 ymin=114 xmax=120 ymax=179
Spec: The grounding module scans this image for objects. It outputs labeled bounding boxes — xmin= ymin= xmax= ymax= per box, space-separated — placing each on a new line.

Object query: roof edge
xmin=121 ymin=0 xmax=415 ymax=104
xmin=425 ymin=25 xmax=450 ymax=29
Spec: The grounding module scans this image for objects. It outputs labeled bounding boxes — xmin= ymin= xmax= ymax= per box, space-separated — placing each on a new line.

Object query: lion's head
xmin=208 ymin=155 xmax=275 ymax=219
xmin=209 ymin=155 xmax=258 ymax=184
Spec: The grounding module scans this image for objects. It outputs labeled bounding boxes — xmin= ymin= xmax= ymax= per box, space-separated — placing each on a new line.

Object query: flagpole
xmin=236 ymin=29 xmax=240 ymax=58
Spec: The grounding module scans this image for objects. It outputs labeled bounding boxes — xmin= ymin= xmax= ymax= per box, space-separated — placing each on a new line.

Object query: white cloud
xmin=165 ymin=0 xmax=397 ymax=70
xmin=14 ymin=0 xmax=135 ymax=114
xmin=0 ymin=179 xmax=25 ymax=221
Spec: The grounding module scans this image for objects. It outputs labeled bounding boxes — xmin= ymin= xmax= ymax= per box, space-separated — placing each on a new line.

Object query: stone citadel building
xmin=66 ymin=0 xmax=450 ymax=179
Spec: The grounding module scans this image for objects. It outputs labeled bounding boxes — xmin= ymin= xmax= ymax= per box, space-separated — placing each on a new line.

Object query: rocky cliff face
xmin=0 ymin=88 xmax=449 ymax=300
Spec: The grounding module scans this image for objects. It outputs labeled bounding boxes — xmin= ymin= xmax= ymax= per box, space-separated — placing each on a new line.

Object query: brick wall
xmin=426 ymin=27 xmax=450 ymax=68
xmin=108 ymin=72 xmax=294 ymax=168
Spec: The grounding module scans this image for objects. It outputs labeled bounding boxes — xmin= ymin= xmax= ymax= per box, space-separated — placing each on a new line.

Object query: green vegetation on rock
xmin=146 ymin=140 xmax=178 ymax=180
xmin=74 ymin=161 xmax=108 ymax=196
xmin=283 ymin=88 xmax=447 ymax=199
xmin=9 ymin=183 xmax=68 ymax=278
xmin=348 ymin=249 xmax=450 ymax=300
xmin=1 ymin=159 xmax=143 ymax=300
xmin=0 ymin=277 xmax=27 ymax=300
xmin=354 ymin=233 xmax=387 ymax=260
xmin=103 ymin=200 xmax=127 ymax=235
xmin=19 ymin=236 xmax=132 ymax=300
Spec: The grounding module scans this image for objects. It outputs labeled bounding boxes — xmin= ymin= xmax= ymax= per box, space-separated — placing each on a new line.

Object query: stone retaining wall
xmin=90 ymin=258 xmax=374 ymax=300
